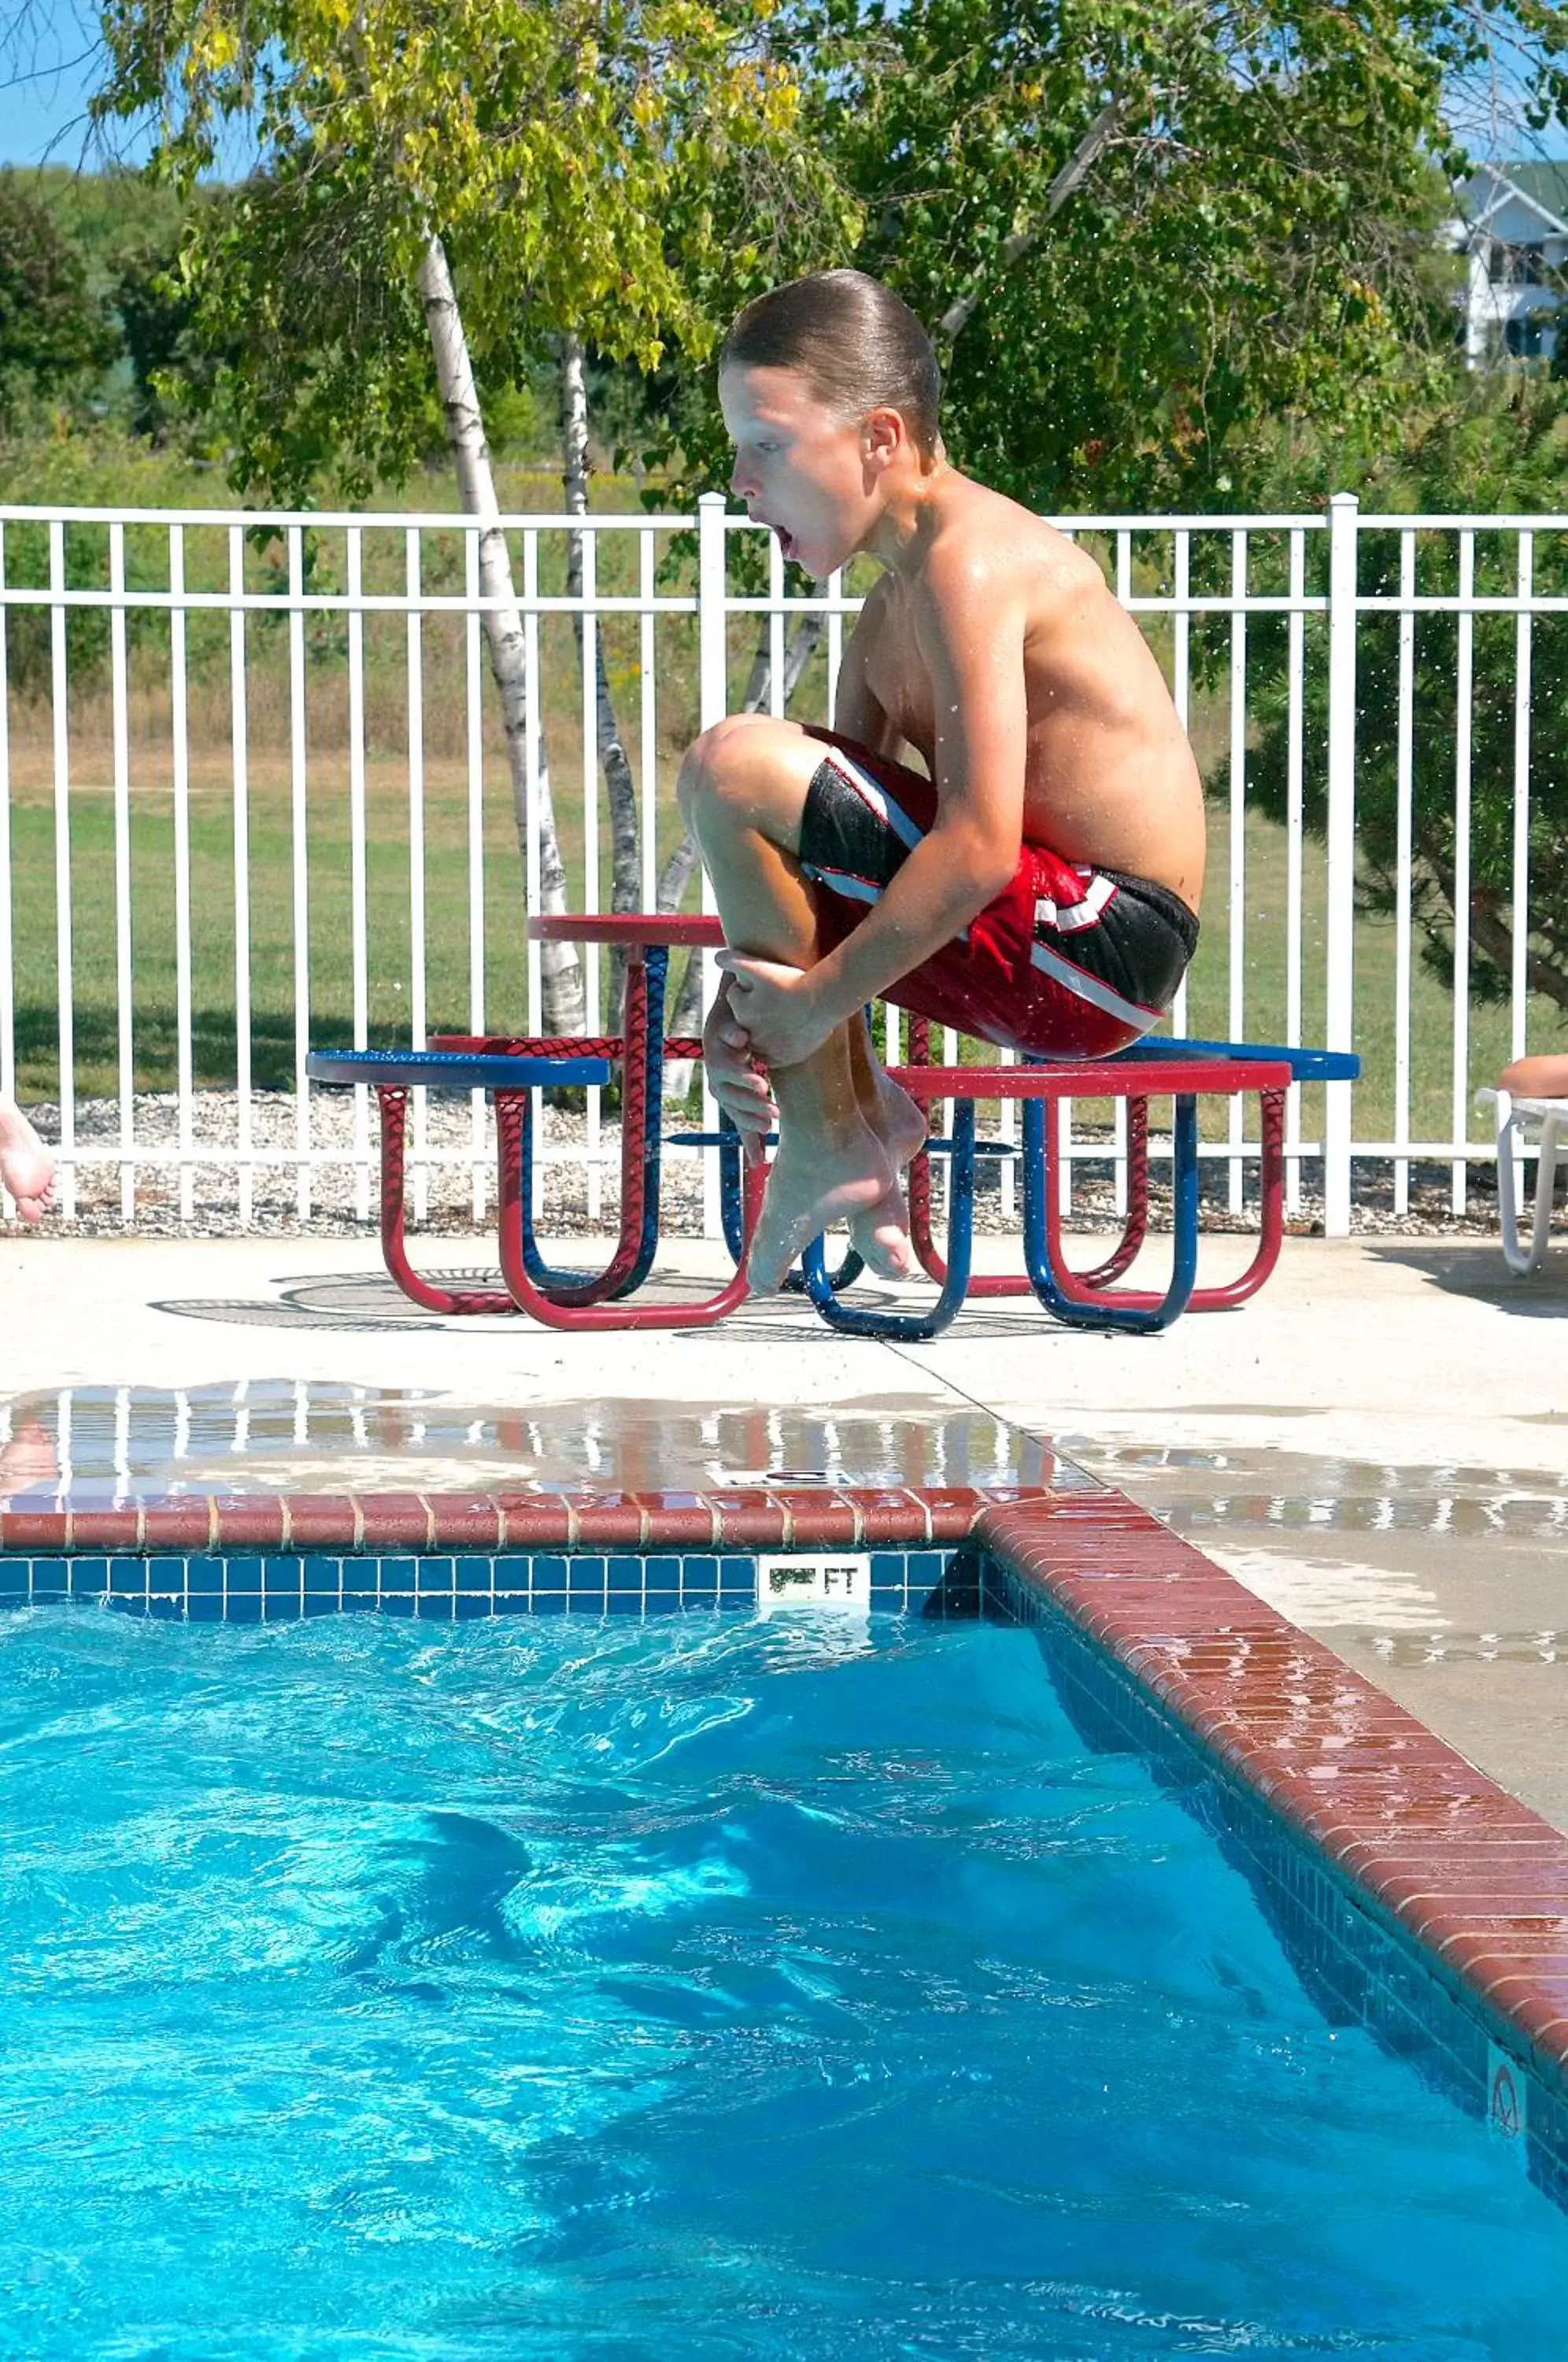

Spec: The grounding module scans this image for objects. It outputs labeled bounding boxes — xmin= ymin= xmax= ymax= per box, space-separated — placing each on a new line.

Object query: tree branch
xmin=937 ymin=95 xmax=1126 ymax=344
xmin=1406 ymin=828 xmax=1568 ymax=1015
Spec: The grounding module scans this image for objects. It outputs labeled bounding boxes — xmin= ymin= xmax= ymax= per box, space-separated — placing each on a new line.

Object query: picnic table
xmin=307 ymin=913 xmax=1359 ymax=1336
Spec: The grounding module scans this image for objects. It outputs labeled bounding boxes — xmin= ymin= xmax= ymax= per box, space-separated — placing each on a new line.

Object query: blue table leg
xmin=623 ymin=942 xmax=668 ymax=1297
xmin=801 ymin=1100 xmax=975 ymax=1339
xmin=719 ymin=1111 xmax=747 ymax=1269
xmin=1021 ymin=1094 xmax=1200 ymax=1332
xmin=783 ymin=1242 xmax=864 ymax=1298
xmin=517 ymin=945 xmax=668 ymax=1300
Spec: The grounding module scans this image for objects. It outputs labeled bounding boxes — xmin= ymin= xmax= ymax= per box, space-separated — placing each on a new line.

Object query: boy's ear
xmin=862 ymin=405 xmax=905 ymax=468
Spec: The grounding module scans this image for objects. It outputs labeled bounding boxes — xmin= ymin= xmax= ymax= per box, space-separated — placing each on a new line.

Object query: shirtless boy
xmin=0 ymin=1096 xmax=54 ymax=1224
xmin=679 ymin=268 xmax=1205 ymax=1292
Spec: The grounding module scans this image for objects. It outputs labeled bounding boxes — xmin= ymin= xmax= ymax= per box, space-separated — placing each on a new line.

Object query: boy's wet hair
xmin=721 ymin=270 xmax=942 ymax=461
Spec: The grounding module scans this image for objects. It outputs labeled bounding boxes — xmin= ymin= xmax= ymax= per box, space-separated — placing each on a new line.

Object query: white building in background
xmin=1451 ymin=162 xmax=1567 ymax=365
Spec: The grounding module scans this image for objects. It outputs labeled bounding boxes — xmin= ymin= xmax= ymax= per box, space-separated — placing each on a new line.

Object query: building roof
xmin=1506 ymin=161 xmax=1568 ymax=228
xmin=1461 ymin=161 xmax=1568 ymax=238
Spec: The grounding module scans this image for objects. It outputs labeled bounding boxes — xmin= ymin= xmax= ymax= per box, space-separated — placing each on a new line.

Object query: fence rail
xmin=1 ymin=491 xmax=1563 ymax=1235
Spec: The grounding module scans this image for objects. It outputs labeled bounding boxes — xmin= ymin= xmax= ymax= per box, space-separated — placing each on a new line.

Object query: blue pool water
xmin=0 ymin=1610 xmax=1562 ymax=2360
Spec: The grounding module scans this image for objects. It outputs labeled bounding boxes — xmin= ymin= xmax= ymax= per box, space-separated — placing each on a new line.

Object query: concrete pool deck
xmin=2 ymin=1225 xmax=1566 ymax=1824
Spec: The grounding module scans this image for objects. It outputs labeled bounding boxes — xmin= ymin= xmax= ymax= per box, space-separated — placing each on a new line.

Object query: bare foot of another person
xmin=749 ymin=1120 xmax=921 ymax=1294
xmin=0 ymin=1098 xmax=54 ymax=1224
xmin=0 ymin=1422 xmax=58 ymax=1499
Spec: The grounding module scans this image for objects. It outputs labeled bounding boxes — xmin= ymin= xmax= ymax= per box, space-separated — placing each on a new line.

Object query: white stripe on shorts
xmin=808 ymin=865 xmax=881 ymax=905
xmin=1029 ymin=938 xmax=1157 ymax=1035
xmin=1034 ymin=874 xmax=1116 ymax=932
xmin=823 ymin=749 xmax=925 ymax=852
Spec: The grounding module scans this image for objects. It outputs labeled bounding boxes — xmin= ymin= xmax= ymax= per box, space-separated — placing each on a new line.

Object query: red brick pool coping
xmin=0 ymin=1482 xmax=1025 ymax=1557
xmin=5 ymin=1473 xmax=1568 ymax=2101
xmin=976 ymin=1490 xmax=1568 ymax=2110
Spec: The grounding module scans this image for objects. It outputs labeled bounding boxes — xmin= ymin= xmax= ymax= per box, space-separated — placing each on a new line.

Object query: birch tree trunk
xmin=936 ymin=98 xmax=1126 ymax=345
xmin=417 ymin=235 xmax=584 ymax=1034
xmin=661 ymin=594 xmax=827 ymax=1096
xmin=561 ymin=331 xmax=642 ymax=1024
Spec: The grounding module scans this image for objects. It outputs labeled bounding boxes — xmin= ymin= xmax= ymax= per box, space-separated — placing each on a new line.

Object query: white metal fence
xmin=0 ymin=491 xmax=1562 ymax=1235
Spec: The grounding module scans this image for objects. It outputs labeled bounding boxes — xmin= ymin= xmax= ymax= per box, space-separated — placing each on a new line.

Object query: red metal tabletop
xmin=529 ymin=914 xmax=725 ymax=946
xmin=889 ymin=1058 xmax=1292 ymax=1098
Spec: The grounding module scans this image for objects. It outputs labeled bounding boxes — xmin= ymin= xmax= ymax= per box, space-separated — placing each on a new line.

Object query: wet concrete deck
xmin=3 ymin=1228 xmax=1566 ymax=1824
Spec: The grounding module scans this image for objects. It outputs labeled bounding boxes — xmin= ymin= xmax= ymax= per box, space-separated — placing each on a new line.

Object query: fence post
xmin=698 ymin=492 xmax=729 ymax=731
xmin=1323 ymin=493 xmax=1359 ymax=1238
xmin=697 ymin=492 xmax=729 ymax=1236
xmin=0 ymin=524 xmax=13 ymax=1225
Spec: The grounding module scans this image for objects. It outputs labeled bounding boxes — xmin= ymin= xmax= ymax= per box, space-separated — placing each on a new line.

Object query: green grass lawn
xmin=2 ymin=750 xmax=697 ymax=1098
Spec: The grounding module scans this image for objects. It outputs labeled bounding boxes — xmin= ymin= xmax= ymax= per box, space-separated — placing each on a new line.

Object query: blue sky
xmin=0 ymin=5 xmax=150 ymax=171
xmin=2 ymin=9 xmax=1564 ymax=173
xmin=0 ymin=7 xmax=268 ymax=178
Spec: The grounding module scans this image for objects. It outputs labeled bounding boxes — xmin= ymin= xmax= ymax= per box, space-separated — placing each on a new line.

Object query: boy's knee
xmin=678 ymin=712 xmax=777 ymax=824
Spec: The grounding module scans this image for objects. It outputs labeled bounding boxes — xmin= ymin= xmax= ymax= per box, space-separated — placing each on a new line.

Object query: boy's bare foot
xmin=0 ymin=1099 xmax=54 ymax=1224
xmin=872 ymin=1069 xmax=927 ymax=1168
xmin=837 ymin=1065 xmax=925 ymax=1278
xmin=749 ymin=1120 xmax=921 ymax=1294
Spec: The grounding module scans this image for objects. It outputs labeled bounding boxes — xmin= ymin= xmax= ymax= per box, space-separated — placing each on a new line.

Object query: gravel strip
xmin=2 ymin=1087 xmax=1532 ymax=1242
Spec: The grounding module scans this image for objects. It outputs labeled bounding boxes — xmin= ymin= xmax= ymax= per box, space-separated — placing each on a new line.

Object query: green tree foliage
xmin=19 ymin=165 xmax=186 ymax=302
xmin=819 ymin=0 xmax=1448 ymax=507
xmin=1244 ymin=376 xmax=1568 ymax=1014
xmin=653 ymin=0 xmax=1567 ymax=516
xmin=0 ymin=172 xmax=117 ymax=426
xmin=80 ymin=0 xmax=852 ymax=502
xmin=115 ymin=234 xmax=198 ymax=442
xmin=0 ymin=166 xmax=208 ymax=439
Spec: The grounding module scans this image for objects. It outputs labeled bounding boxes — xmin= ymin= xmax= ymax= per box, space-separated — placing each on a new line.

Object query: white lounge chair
xmin=1477 ymin=1088 xmax=1568 ymax=1275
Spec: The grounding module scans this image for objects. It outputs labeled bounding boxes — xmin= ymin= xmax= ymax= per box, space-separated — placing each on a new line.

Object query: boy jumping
xmin=679 ymin=268 xmax=1205 ymax=1292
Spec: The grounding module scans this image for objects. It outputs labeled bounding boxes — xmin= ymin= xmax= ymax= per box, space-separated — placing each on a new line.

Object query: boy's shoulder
xmin=919 ymin=472 xmax=1100 ymax=602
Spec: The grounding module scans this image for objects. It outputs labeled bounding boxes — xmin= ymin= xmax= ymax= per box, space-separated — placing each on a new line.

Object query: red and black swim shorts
xmin=797 ymin=728 xmax=1199 ymax=1061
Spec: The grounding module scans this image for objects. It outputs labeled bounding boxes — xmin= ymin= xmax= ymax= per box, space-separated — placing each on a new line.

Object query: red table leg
xmin=375 ymin=1086 xmax=519 ymax=1316
xmin=1079 ymin=1098 xmax=1151 ymax=1287
xmin=520 ymin=948 xmax=653 ymax=1307
xmin=1041 ymin=1087 xmax=1287 ymax=1312
xmin=494 ymin=1092 xmax=765 ymax=1329
xmin=427 ymin=957 xmax=655 ymax=1308
xmin=903 ymin=1016 xmax=1030 ymax=1298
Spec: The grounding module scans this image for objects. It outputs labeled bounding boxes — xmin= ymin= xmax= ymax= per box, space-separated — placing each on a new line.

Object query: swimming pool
xmin=0 ymin=1605 xmax=1563 ymax=2360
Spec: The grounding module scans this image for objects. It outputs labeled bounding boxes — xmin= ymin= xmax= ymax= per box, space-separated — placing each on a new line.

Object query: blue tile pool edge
xmin=978 ymin=1551 xmax=1568 ymax=2211
xmin=0 ymin=1546 xmax=971 ymax=1621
